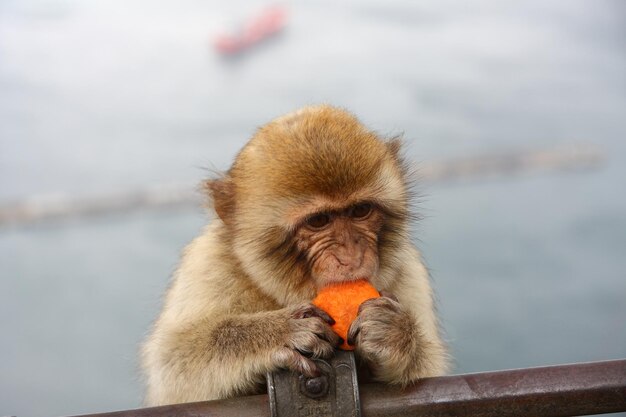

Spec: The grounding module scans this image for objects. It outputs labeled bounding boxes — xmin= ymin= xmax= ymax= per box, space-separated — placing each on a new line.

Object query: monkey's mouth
xmin=336 ymin=276 xmax=370 ymax=283
xmin=321 ymin=268 xmax=377 ymax=285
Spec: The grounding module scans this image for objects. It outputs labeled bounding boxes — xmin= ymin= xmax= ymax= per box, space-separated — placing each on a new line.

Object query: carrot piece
xmin=312 ymin=279 xmax=380 ymax=350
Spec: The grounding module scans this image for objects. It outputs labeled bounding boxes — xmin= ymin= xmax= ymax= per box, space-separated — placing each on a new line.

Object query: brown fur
xmin=141 ymin=105 xmax=448 ymax=406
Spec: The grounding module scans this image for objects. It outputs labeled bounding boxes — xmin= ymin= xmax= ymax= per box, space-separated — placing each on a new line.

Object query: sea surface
xmin=1 ymin=1 xmax=625 ymax=416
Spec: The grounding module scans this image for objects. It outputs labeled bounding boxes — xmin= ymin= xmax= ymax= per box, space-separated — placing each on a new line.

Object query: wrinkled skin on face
xmin=294 ymin=202 xmax=383 ymax=287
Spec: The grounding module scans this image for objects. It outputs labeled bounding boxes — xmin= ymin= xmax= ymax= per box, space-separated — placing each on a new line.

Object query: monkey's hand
xmin=272 ymin=304 xmax=342 ymax=377
xmin=347 ymin=294 xmax=425 ymax=385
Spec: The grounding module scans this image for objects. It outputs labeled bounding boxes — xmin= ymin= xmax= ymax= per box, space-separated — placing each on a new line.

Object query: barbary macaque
xmin=141 ymin=105 xmax=448 ymax=406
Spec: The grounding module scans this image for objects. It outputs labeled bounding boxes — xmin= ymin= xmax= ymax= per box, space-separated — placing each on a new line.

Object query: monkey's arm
xmin=141 ymin=231 xmax=340 ymax=406
xmin=142 ymin=304 xmax=341 ymax=405
xmin=348 ymin=247 xmax=449 ymax=385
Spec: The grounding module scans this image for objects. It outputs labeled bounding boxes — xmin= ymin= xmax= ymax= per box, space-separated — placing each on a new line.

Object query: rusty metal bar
xmin=360 ymin=359 xmax=626 ymax=417
xmin=69 ymin=395 xmax=271 ymax=417
xmin=69 ymin=359 xmax=626 ymax=417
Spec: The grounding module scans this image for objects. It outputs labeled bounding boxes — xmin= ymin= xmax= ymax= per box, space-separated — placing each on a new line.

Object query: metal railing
xmin=70 ymin=359 xmax=626 ymax=417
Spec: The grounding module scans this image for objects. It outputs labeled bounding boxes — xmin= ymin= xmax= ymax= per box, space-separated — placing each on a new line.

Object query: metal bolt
xmin=300 ymin=375 xmax=329 ymax=398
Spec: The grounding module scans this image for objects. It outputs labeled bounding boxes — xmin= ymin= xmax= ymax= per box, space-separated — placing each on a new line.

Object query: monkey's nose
xmin=333 ymin=254 xmax=349 ymax=266
xmin=333 ymin=252 xmax=364 ymax=269
xmin=333 ymin=254 xmax=350 ymax=267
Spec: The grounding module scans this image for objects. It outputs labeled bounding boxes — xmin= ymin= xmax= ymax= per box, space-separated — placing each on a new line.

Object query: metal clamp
xmin=267 ymin=350 xmax=362 ymax=417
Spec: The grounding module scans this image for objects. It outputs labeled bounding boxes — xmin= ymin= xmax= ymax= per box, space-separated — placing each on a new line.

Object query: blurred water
xmin=1 ymin=1 xmax=625 ymax=416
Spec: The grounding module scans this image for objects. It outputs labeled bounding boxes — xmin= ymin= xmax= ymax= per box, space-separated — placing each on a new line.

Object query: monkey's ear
xmin=386 ymin=137 xmax=403 ymax=160
xmin=204 ymin=177 xmax=236 ymax=225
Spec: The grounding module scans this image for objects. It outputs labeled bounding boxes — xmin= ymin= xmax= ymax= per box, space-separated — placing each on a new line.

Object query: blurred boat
xmin=214 ymin=5 xmax=287 ymax=55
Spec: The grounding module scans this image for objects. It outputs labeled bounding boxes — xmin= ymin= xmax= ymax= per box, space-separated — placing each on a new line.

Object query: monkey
xmin=140 ymin=105 xmax=449 ymax=406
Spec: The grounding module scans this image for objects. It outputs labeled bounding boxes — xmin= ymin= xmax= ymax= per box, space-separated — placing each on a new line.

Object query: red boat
xmin=214 ymin=5 xmax=287 ymax=55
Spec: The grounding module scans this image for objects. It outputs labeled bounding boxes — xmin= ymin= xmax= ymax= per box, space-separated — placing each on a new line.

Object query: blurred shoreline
xmin=0 ymin=144 xmax=605 ymax=226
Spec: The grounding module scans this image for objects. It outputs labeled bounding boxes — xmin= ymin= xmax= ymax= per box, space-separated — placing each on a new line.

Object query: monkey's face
xmin=294 ymin=202 xmax=383 ymax=287
xmin=208 ymin=105 xmax=412 ymax=304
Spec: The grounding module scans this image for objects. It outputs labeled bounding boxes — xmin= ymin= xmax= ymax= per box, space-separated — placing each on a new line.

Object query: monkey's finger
xmin=273 ymin=347 xmax=320 ymax=377
xmin=358 ymin=296 xmax=401 ymax=315
xmin=298 ymin=338 xmax=335 ymax=359
xmin=294 ymin=355 xmax=321 ymax=378
xmin=347 ymin=315 xmax=363 ymax=347
xmin=291 ymin=327 xmax=337 ymax=358
xmin=292 ymin=331 xmax=322 ymax=353
xmin=300 ymin=304 xmax=335 ymax=325
xmin=302 ymin=317 xmax=342 ymax=346
xmin=357 ymin=298 xmax=377 ymax=315
xmin=321 ymin=325 xmax=342 ymax=347
xmin=312 ymin=340 xmax=335 ymax=359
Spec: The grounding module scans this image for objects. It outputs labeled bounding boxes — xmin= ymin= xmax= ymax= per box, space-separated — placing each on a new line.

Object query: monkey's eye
xmin=351 ymin=203 xmax=372 ymax=219
xmin=306 ymin=213 xmax=331 ymax=229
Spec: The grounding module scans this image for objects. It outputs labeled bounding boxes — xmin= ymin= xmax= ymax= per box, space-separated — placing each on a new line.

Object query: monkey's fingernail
xmin=357 ymin=302 xmax=368 ymax=315
xmin=380 ymin=290 xmax=399 ymax=302
xmin=320 ymin=314 xmax=335 ymax=325
xmin=347 ymin=332 xmax=357 ymax=346
xmin=311 ymin=306 xmax=335 ymax=324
